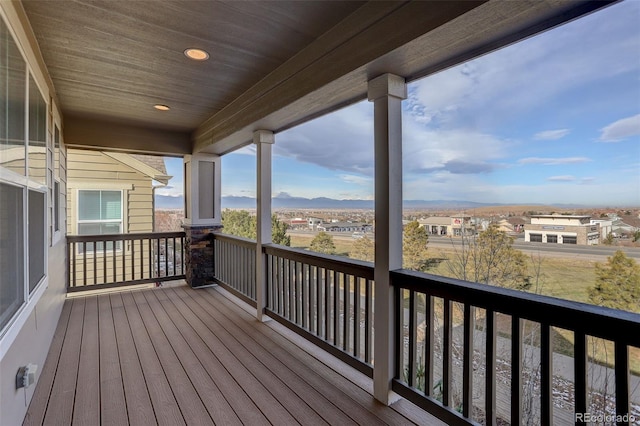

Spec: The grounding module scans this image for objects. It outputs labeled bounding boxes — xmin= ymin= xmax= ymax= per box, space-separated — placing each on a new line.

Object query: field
xmin=290 ymin=234 xmax=599 ymax=304
xmin=289 ymin=234 xmax=640 ymax=373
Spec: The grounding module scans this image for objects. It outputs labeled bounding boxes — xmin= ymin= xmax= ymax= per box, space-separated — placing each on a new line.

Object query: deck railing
xmin=391 ymin=269 xmax=640 ymax=426
xmin=263 ymin=244 xmax=375 ymax=377
xmin=67 ymin=232 xmax=185 ymax=292
xmin=212 ymin=233 xmax=257 ymax=306
xmin=210 ymin=234 xmax=639 ymax=425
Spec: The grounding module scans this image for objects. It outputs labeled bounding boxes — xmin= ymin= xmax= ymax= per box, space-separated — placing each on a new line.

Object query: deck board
xmin=42 ymin=297 xmax=84 ymax=425
xmin=25 ymin=284 xmax=434 ymax=426
xmin=73 ymin=296 xmax=99 ymax=425
xmin=120 ymin=291 xmax=185 ymax=426
xmin=98 ymin=294 xmax=129 ymax=425
xmin=110 ymin=293 xmax=157 ymax=426
xmin=23 ymin=300 xmax=72 ymax=426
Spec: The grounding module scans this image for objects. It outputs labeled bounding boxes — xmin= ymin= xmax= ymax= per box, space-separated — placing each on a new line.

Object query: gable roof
xmin=104 ymin=152 xmax=171 ymax=185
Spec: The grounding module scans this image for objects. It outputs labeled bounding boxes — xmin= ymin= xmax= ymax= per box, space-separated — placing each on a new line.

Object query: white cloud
xmin=518 ymin=157 xmax=591 ymax=165
xmin=547 ymin=175 xmax=575 ymax=182
xmin=340 ymin=174 xmax=372 ymax=186
xmin=406 ymin=1 xmax=640 ymax=132
xmin=533 ymin=129 xmax=570 ymax=140
xmin=275 ymin=101 xmax=374 ymax=175
xmin=599 ymin=114 xmax=640 ymax=142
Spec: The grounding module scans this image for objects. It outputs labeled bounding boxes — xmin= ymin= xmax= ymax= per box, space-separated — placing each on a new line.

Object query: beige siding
xmin=66 ymin=149 xmax=154 ymax=235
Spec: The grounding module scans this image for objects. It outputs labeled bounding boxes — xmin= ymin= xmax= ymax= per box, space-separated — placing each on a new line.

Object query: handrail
xmin=67 ymin=231 xmax=186 ymax=292
xmin=262 ymin=243 xmax=375 ymax=377
xmin=263 ymin=244 xmax=375 ymax=279
xmin=390 ymin=268 xmax=640 ymax=425
xmin=393 ymin=269 xmax=640 ymax=345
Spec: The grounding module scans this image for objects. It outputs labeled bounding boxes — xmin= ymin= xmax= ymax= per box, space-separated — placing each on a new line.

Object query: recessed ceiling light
xmin=184 ymin=48 xmax=209 ymax=61
xmin=154 ymin=104 xmax=170 ymax=111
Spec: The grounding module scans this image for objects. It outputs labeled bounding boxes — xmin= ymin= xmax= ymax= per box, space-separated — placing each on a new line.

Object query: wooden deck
xmin=23 ymin=284 xmax=441 ymax=425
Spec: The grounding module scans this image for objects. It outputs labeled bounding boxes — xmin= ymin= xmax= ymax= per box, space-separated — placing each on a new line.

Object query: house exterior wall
xmin=0 ymin=3 xmax=67 ymax=424
xmin=66 ymin=149 xmax=155 ymax=234
xmin=66 ymin=149 xmax=155 ymax=286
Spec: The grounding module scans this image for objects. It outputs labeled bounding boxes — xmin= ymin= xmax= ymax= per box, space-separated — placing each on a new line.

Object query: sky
xmin=160 ymin=1 xmax=640 ymax=207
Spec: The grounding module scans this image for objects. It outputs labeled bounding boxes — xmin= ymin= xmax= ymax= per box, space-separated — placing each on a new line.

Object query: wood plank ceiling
xmin=21 ymin=0 xmax=615 ymax=155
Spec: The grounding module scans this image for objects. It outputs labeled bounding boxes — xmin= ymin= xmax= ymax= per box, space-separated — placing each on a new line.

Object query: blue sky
xmin=160 ymin=1 xmax=640 ymax=206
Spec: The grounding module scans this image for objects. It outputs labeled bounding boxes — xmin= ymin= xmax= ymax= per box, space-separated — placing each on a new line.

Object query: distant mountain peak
xmin=157 ymin=194 xmax=515 ymax=210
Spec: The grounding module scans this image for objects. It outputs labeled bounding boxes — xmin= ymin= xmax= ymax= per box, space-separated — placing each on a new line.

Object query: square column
xmin=368 ymin=73 xmax=407 ymax=404
xmin=182 ymin=154 xmax=222 ymax=288
xmin=255 ymin=130 xmax=274 ymax=321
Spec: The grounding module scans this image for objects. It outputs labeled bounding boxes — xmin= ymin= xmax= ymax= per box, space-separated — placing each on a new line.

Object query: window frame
xmin=76 ymin=188 xmax=125 ymax=254
xmin=0 ymin=12 xmax=52 ymax=349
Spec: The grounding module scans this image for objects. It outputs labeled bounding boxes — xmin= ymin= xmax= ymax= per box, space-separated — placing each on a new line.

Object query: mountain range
xmin=155 ymin=194 xmax=505 ymax=210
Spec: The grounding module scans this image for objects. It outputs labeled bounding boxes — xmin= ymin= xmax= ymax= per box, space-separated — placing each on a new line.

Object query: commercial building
xmin=418 ymin=215 xmax=473 ymax=236
xmin=525 ymin=215 xmax=600 ymax=245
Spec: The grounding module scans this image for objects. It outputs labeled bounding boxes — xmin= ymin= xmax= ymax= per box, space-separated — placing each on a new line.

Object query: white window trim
xmin=0 ymin=276 xmax=48 ymax=361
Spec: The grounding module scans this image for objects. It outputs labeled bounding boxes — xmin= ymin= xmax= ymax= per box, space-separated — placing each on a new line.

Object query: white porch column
xmin=254 ymin=130 xmax=274 ymax=321
xmin=368 ymin=73 xmax=406 ymax=404
xmin=183 ymin=154 xmax=222 ymax=288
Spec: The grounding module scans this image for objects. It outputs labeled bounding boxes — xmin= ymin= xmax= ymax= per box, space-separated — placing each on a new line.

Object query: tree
xmin=271 ymin=214 xmax=290 ymax=246
xmin=310 ymin=231 xmax=336 ymax=254
xmin=444 ymin=223 xmax=530 ymax=289
xmin=221 ymin=210 xmax=256 ymax=239
xmin=633 ymin=230 xmax=640 ymax=243
xmin=603 ymin=232 xmax=614 ymax=245
xmin=221 ymin=209 xmax=290 ymax=246
xmin=403 ymin=221 xmax=430 ymax=272
xmin=588 ymin=250 xmax=640 ymax=312
xmin=350 ymin=236 xmax=374 ymax=262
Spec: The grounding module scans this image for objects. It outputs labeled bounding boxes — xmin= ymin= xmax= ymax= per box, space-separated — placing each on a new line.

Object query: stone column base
xmin=182 ymin=224 xmax=222 ymax=288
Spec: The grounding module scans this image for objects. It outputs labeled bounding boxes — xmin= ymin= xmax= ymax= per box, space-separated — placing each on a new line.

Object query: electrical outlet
xmin=16 ymin=364 xmax=37 ymax=389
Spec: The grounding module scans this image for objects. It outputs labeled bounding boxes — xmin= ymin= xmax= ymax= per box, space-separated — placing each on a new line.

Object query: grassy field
xmin=290 ymin=234 xmax=599 ymax=304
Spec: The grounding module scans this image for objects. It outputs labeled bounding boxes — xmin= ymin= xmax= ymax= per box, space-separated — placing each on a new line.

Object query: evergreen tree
xmin=221 ymin=210 xmax=256 ymax=239
xmin=589 ymin=250 xmax=640 ymax=312
xmin=271 ymin=214 xmax=291 ymax=246
xmin=221 ymin=210 xmax=290 ymax=246
xmin=403 ymin=221 xmax=430 ymax=272
xmin=350 ymin=236 xmax=374 ymax=262
xmin=310 ymin=231 xmax=336 ymax=255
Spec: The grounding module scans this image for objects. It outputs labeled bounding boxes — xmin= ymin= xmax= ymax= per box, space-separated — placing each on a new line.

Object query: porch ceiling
xmin=21 ymin=0 xmax=614 ymax=156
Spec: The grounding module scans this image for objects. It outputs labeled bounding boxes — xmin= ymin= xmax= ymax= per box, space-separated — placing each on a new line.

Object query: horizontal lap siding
xmin=67 ymin=149 xmax=154 ymax=235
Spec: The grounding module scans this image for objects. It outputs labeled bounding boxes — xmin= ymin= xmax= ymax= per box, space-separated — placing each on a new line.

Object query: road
xmin=287 ymin=230 xmax=640 ymax=260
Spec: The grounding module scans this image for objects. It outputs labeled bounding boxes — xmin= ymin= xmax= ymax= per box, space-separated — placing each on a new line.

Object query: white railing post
xmin=255 ymin=130 xmax=274 ymax=321
xmin=368 ymin=73 xmax=406 ymax=404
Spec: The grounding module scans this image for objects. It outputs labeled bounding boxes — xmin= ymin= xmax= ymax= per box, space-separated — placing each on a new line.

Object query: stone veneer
xmin=182 ymin=224 xmax=222 ymax=288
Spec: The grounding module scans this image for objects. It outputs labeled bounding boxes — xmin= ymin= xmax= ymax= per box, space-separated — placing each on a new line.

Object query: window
xmin=547 ymin=234 xmax=558 ymax=243
xmin=0 ymin=17 xmax=26 ymax=175
xmin=28 ymin=74 xmax=47 ymax=185
xmin=28 ymin=190 xmax=46 ymax=293
xmin=78 ymin=190 xmax=123 ymax=251
xmin=0 ymin=14 xmax=52 ymax=339
xmin=0 ymin=183 xmax=25 ymax=331
xmin=529 ymin=233 xmax=542 ymax=242
xmin=563 ymin=236 xmax=577 ymax=244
